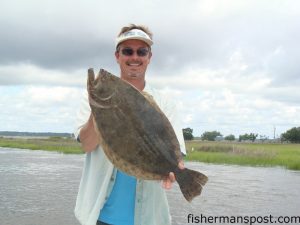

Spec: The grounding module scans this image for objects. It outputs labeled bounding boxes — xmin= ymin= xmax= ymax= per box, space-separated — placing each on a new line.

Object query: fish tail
xmin=174 ymin=168 xmax=208 ymax=202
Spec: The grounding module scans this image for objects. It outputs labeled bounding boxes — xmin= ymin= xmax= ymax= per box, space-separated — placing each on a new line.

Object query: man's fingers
xmin=162 ymin=172 xmax=176 ymax=189
xmin=178 ymin=160 xmax=185 ymax=169
xmin=169 ymin=172 xmax=175 ymax=182
xmin=162 ymin=161 xmax=185 ymax=190
xmin=162 ymin=180 xmax=172 ymax=189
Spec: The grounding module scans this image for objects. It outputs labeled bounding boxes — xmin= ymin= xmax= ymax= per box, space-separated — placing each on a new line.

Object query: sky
xmin=1 ymin=0 xmax=299 ymax=138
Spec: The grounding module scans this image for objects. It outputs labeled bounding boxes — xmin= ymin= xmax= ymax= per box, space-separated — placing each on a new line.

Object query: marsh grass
xmin=0 ymin=137 xmax=82 ymax=154
xmin=185 ymin=141 xmax=300 ymax=170
xmin=1 ymin=137 xmax=300 ymax=170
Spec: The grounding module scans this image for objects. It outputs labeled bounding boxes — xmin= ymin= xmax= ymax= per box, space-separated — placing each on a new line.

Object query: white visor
xmin=115 ymin=29 xmax=153 ymax=48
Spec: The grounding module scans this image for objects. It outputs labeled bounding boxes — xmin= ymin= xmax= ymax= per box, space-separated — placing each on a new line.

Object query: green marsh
xmin=185 ymin=141 xmax=300 ymax=170
xmin=1 ymin=137 xmax=300 ymax=170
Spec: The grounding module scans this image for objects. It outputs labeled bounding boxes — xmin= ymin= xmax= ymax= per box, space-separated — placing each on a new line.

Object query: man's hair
xmin=117 ymin=24 xmax=153 ymax=39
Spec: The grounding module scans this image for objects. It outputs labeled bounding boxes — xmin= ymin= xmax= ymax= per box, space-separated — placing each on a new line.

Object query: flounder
xmin=87 ymin=68 xmax=208 ymax=202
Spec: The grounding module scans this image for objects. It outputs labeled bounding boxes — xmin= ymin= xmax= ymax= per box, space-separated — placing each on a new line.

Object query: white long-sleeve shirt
xmin=74 ymin=84 xmax=186 ymax=225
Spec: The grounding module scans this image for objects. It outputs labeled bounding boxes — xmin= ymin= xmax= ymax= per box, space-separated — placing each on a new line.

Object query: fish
xmin=87 ymin=68 xmax=208 ymax=202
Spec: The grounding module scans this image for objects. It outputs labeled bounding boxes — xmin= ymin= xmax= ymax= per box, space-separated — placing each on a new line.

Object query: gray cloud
xmin=1 ymin=0 xmax=300 ymax=136
xmin=1 ymin=0 xmax=299 ymax=81
xmin=0 ymin=21 xmax=115 ymax=70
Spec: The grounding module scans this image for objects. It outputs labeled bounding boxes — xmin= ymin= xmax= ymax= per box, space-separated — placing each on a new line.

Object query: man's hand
xmin=79 ymin=114 xmax=99 ymax=152
xmin=162 ymin=161 xmax=185 ymax=189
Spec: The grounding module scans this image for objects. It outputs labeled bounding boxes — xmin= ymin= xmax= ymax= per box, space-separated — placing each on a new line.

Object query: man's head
xmin=115 ymin=24 xmax=153 ymax=49
xmin=115 ymin=24 xmax=153 ymax=88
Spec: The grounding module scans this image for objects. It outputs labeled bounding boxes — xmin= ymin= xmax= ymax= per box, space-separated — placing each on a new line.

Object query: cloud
xmin=0 ymin=86 xmax=83 ymax=132
xmin=0 ymin=0 xmax=299 ymax=137
xmin=0 ymin=63 xmax=86 ymax=86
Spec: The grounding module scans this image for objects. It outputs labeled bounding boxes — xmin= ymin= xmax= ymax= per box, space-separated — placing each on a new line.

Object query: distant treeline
xmin=0 ymin=131 xmax=74 ymax=138
xmin=183 ymin=127 xmax=300 ymax=143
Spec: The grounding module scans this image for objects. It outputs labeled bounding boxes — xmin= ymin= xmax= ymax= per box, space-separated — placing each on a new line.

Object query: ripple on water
xmin=1 ymin=148 xmax=300 ymax=225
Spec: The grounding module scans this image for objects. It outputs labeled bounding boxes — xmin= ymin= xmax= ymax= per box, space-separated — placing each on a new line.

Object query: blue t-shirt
xmin=99 ymin=170 xmax=137 ymax=225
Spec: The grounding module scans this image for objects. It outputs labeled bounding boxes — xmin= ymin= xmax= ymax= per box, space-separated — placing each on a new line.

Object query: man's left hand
xmin=162 ymin=161 xmax=184 ymax=189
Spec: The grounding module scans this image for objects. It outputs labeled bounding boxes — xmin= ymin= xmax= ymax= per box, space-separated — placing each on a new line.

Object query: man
xmin=74 ymin=24 xmax=186 ymax=225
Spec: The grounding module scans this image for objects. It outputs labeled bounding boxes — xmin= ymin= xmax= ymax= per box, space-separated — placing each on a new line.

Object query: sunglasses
xmin=120 ymin=47 xmax=150 ymax=57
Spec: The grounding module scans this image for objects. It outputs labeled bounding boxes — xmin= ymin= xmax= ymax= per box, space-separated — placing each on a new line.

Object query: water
xmin=0 ymin=147 xmax=299 ymax=225
xmin=0 ymin=148 xmax=82 ymax=225
xmin=169 ymin=163 xmax=300 ymax=225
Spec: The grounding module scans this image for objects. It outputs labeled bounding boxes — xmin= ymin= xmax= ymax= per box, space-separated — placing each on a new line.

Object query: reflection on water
xmin=0 ymin=147 xmax=299 ymax=225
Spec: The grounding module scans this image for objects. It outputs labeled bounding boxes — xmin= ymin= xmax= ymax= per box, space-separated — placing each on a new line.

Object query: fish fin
xmin=175 ymin=168 xmax=208 ymax=202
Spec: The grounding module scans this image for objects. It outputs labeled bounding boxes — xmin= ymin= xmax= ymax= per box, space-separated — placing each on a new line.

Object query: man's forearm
xmin=79 ymin=114 xmax=99 ymax=152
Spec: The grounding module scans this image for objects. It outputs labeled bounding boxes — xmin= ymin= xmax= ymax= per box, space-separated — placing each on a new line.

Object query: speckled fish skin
xmin=87 ymin=68 xmax=208 ymax=202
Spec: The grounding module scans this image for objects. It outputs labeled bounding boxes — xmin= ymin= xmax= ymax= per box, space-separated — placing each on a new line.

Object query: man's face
xmin=115 ymin=39 xmax=152 ymax=83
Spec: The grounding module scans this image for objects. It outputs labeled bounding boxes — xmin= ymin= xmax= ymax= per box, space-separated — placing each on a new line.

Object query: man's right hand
xmin=79 ymin=114 xmax=99 ymax=152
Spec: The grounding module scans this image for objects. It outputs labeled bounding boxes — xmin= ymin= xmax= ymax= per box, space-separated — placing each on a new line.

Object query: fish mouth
xmin=88 ymin=68 xmax=95 ymax=81
xmin=88 ymin=68 xmax=119 ymax=109
xmin=87 ymin=68 xmax=95 ymax=94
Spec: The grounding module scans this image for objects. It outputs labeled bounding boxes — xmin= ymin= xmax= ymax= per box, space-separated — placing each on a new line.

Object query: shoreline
xmin=0 ymin=136 xmax=82 ymax=154
xmin=1 ymin=137 xmax=300 ymax=170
